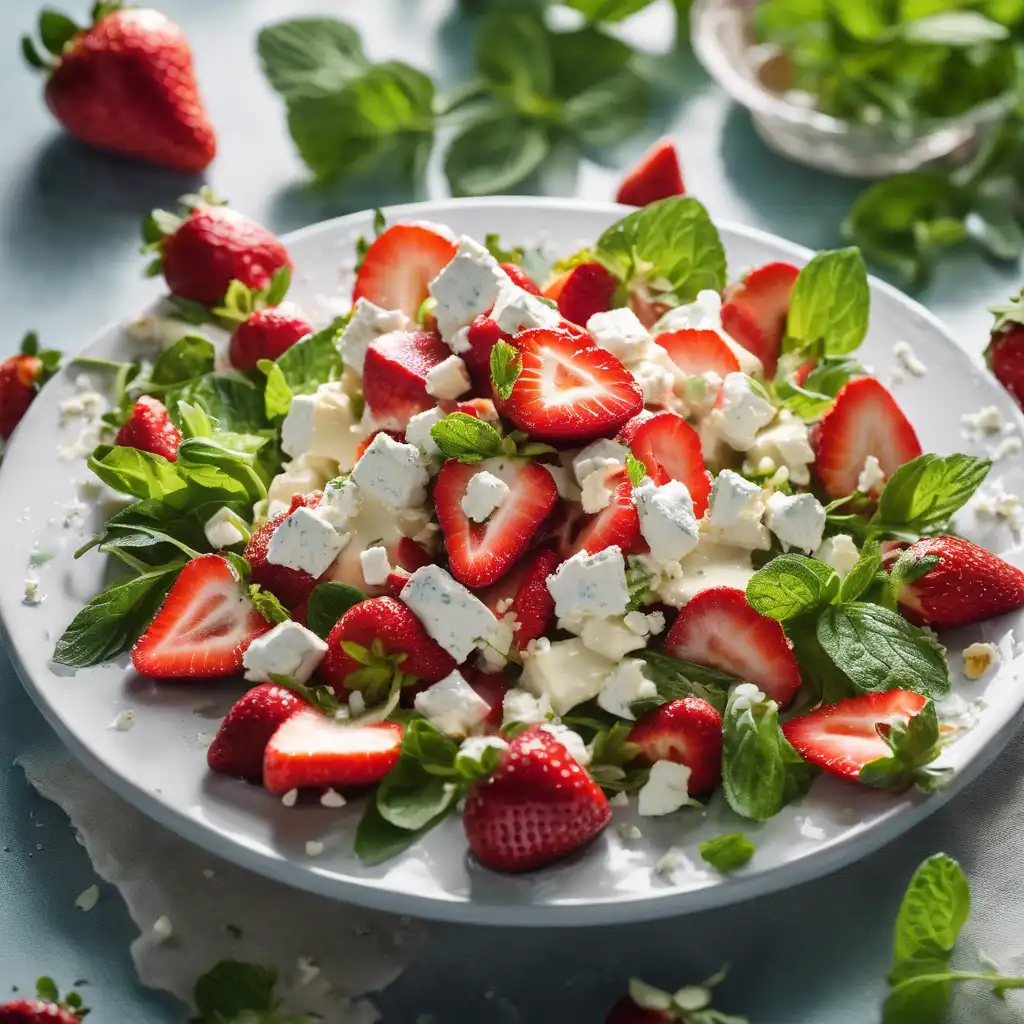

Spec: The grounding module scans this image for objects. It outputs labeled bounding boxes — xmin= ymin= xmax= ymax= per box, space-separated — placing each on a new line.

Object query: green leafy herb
xmin=192 ymin=959 xmax=318 ymax=1023
xmin=265 ymin=317 xmax=346 ymax=418
xmin=485 ymin=233 xmax=524 ymax=264
xmin=166 ymin=372 xmax=269 ymax=436
xmin=626 ymin=969 xmax=747 ymax=1024
xmin=249 ymin=586 xmax=290 ymax=625
xmin=774 ymin=355 xmax=862 ymax=420
xmin=429 ymin=411 xmax=503 ymax=462
xmin=784 ymin=248 xmax=869 ymax=357
xmin=489 ymin=340 xmax=522 ymax=401
xmin=306 ymin=581 xmax=366 ymax=639
xmin=838 ymin=545 xmax=883 ymax=603
xmin=745 ymin=554 xmax=839 ymax=621
xmin=699 ymin=833 xmax=755 ymax=873
xmin=635 ymin=650 xmax=734 ymax=715
xmin=624 ymin=452 xmax=648 ymax=488
xmin=859 ymin=698 xmax=950 ymax=792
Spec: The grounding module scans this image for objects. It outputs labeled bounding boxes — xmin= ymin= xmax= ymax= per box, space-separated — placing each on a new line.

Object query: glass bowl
xmin=690 ymin=0 xmax=1016 ymax=179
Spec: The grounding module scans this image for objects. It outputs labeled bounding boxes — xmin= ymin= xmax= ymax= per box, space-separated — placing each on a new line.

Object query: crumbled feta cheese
xmin=617 ymin=823 xmax=643 ymax=840
xmin=401 ymin=565 xmax=499 ymax=661
xmin=266 ymin=454 xmax=336 ymax=515
xmin=479 ymin=612 xmax=517 ymax=672
xmin=281 ymin=383 xmax=362 ymax=469
xmin=637 ymin=761 xmax=692 ymax=816
xmin=633 ymin=480 xmax=701 ymax=565
xmin=544 ymin=459 xmax=583 ymax=502
xmin=764 ymin=492 xmax=826 ymax=553
xmin=646 ymin=610 xmax=665 ymax=635
xmin=992 ymin=435 xmax=1023 ymax=461
xmin=962 ymin=641 xmax=999 ymax=680
xmin=623 ymin=610 xmax=650 ymax=635
xmin=633 ymin=357 xmax=678 ymax=407
xmin=705 ymin=470 xmax=770 ymax=550
xmin=243 ymin=621 xmax=329 ymax=684
xmin=350 ymin=432 xmax=429 ymax=509
xmin=459 ymin=735 xmax=509 ymax=763
xmin=578 ymin=615 xmax=648 ymax=660
xmin=295 ymin=956 xmax=320 ymax=987
xmin=893 ymin=340 xmax=927 ymax=377
xmin=204 ymin=507 xmax=248 ymax=550
xmin=520 ymin=637 xmax=615 ymax=715
xmin=267 ymin=506 xmax=348 ymax=577
xmin=546 ymin=546 xmax=631 ymax=619
xmin=572 ymin=439 xmax=629 ymax=484
xmin=857 ymin=454 xmax=886 ymax=495
xmin=679 ymin=371 xmax=723 ymax=419
xmin=975 ymin=485 xmax=1024 ymax=531
xmin=580 ymin=468 xmax=614 ymax=514
xmin=404 ymin=407 xmax=446 ymax=460
xmin=360 ymin=545 xmax=391 ymax=587
xmin=489 ymin=279 xmax=562 ymax=335
xmin=710 ymin=374 xmax=776 ymax=451
xmin=799 ymin=817 xmax=826 ymax=841
xmin=281 ymin=788 xmax=299 ymax=807
xmin=321 ymin=788 xmax=347 ymax=808
xmin=502 ymin=687 xmax=553 ymax=725
xmin=814 ymin=534 xmax=860 ymax=579
xmin=280 ymin=393 xmax=316 ymax=460
xmin=586 ymin=308 xmax=652 ymax=362
xmin=305 ymin=840 xmax=325 ymax=858
xmin=339 ymin=299 xmax=411 ymax=375
xmin=414 ymin=670 xmax=492 ymax=737
xmin=425 ymin=354 xmax=471 ymax=400
xmin=319 ymin=475 xmax=362 ymax=530
xmin=598 ymin=659 xmax=658 ymax=720
xmin=349 ymin=691 xmax=366 ymax=716
xmin=152 ymin=916 xmax=173 ymax=943
xmin=428 ymin=236 xmax=506 ymax=343
xmin=461 ymin=469 xmax=510 ymax=522
xmin=540 ymin=722 xmax=591 ymax=766
xmin=108 ymin=709 xmax=136 ymax=731
xmin=609 ymin=791 xmax=630 ymax=807
xmin=742 ymin=411 xmax=814 ymax=486
xmin=962 ymin=405 xmax=1004 ymax=436
xmin=75 ymin=885 xmax=100 ymax=912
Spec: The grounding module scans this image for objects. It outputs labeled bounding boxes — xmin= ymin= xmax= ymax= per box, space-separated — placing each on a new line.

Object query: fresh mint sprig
xmin=700 ymin=833 xmax=755 ymax=873
xmin=429 ymin=411 xmax=555 ymax=463
xmin=193 ymin=959 xmax=319 ymax=1023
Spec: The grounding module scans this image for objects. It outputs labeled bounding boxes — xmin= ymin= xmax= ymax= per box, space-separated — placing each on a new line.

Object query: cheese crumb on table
xmin=893 ymin=340 xmax=927 ymax=377
xmin=75 ymin=885 xmax=100 ymax=912
xmin=962 ymin=642 xmax=1000 ymax=680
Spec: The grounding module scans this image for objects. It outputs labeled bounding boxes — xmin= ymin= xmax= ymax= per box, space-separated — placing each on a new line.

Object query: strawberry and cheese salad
xmin=53 ymin=194 xmax=1024 ymax=874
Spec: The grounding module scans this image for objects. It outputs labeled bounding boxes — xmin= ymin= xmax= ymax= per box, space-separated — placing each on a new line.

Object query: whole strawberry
xmin=115 ymin=395 xmax=182 ymax=461
xmin=23 ymin=5 xmax=215 ymax=173
xmin=986 ymin=290 xmax=1024 ymax=408
xmin=0 ymin=978 xmax=87 ymax=1023
xmin=0 ymin=331 xmax=59 ymax=440
xmin=143 ymin=193 xmax=292 ymax=307
xmin=229 ymin=306 xmax=312 ymax=372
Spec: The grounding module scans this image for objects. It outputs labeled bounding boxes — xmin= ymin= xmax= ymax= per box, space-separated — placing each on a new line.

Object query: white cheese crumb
xmin=320 ymin=789 xmax=347 ymax=808
xmin=962 ymin=405 xmax=1004 ymax=436
xmin=108 ymin=710 xmax=136 ymax=732
xmin=637 ymin=761 xmax=692 ymax=816
xmin=152 ymin=916 xmax=173 ymax=942
xmin=992 ymin=435 xmax=1023 ymax=461
xmin=609 ymin=791 xmax=630 ymax=808
xmin=893 ymin=340 xmax=927 ymax=377
xmin=425 ymin=355 xmax=471 ymax=400
xmin=295 ymin=955 xmax=321 ymax=987
xmin=799 ymin=817 xmax=826 ymax=841
xmin=962 ymin=641 xmax=999 ymax=680
xmin=281 ymin=788 xmax=299 ymax=807
xmin=461 ymin=469 xmax=510 ymax=522
xmin=349 ymin=691 xmax=366 ymax=716
xmin=305 ymin=840 xmax=325 ymax=858
xmin=856 ymin=454 xmax=885 ymax=494
xmin=360 ymin=545 xmax=392 ymax=587
xmin=75 ymin=885 xmax=100 ymax=912
xmin=617 ymin=823 xmax=643 ymax=840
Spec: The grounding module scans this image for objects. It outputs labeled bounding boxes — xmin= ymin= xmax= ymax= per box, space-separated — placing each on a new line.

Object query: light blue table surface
xmin=2 ymin=2 xmax=1023 ymax=1021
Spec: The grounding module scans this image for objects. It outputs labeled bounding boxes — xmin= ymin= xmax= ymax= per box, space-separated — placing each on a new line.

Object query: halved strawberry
xmin=501 ymin=328 xmax=643 ymax=444
xmin=263 ymin=710 xmax=403 ymax=793
xmin=654 ymin=328 xmax=740 ymax=378
xmin=462 ymin=727 xmax=612 ymax=872
xmin=362 ymin=330 xmax=453 ymax=429
xmin=812 ymin=377 xmax=922 ymax=499
xmin=887 ymin=536 xmax=1024 ymax=630
xmin=570 ymin=465 xmax=645 ymax=556
xmin=207 ymin=683 xmax=306 ymax=782
xmin=544 ymin=263 xmax=619 ymax=327
xmin=352 ymin=223 xmax=458 ymax=319
xmin=463 ymin=667 xmax=508 ymax=732
xmin=434 ymin=458 xmax=559 ymax=587
xmin=720 ymin=262 xmax=799 ymax=378
xmin=500 ymin=262 xmax=541 ymax=296
xmin=615 ymin=139 xmax=685 ymax=207
xmin=511 ymin=547 xmax=561 ymax=650
xmin=115 ymin=395 xmax=182 ymax=462
xmin=619 ymin=410 xmax=711 ymax=516
xmin=131 ymin=554 xmax=272 ymax=678
xmin=782 ymin=690 xmax=928 ymax=782
xmin=627 ymin=697 xmax=723 ymax=796
xmin=664 ymin=587 xmax=801 ymax=706
xmin=245 ymin=492 xmax=323 ymax=609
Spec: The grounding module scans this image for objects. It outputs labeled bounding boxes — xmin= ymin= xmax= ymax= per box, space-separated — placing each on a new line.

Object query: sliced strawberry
xmin=228 ymin=307 xmax=312 ymax=372
xmin=664 ymin=587 xmax=801 ymax=707
xmin=207 ymin=683 xmax=306 ymax=782
xmin=570 ymin=465 xmax=645 ymax=556
xmin=354 ymin=428 xmax=403 ymax=463
xmin=320 ymin=596 xmax=456 ymax=688
xmin=501 ymin=328 xmax=643 ymax=444
xmin=782 ymin=690 xmax=928 ymax=782
xmin=462 ymin=315 xmax=509 ymax=391
xmin=352 ymin=223 xmax=458 ymax=319
xmin=463 ymin=667 xmax=508 ymax=732
xmin=654 ymin=328 xmax=740 ymax=378
xmin=115 ymin=395 xmax=182 ymax=462
xmin=511 ymin=547 xmax=561 ymax=650
xmin=131 ymin=554 xmax=272 ymax=678
xmin=245 ymin=492 xmax=323 ymax=609
xmin=888 ymin=536 xmax=1024 ymax=630
xmin=627 ymin=697 xmax=723 ymax=796
xmin=500 ymin=262 xmax=541 ymax=296
xmin=362 ymin=329 xmax=452 ymax=429
xmin=434 ymin=458 xmax=559 ymax=588
xmin=263 ymin=710 xmax=403 ymax=793
xmin=544 ymin=501 xmax=587 ymax=559
xmin=720 ymin=262 xmax=800 ymax=378
xmin=812 ymin=377 xmax=922 ymax=499
xmin=544 ymin=263 xmax=619 ymax=327
xmin=793 ymin=359 xmax=816 ymax=387
xmin=385 ymin=566 xmax=412 ymax=598
xmin=615 ymin=139 xmax=685 ymax=207
xmin=462 ymin=727 xmax=612 ymax=872
xmin=619 ymin=410 xmax=711 ymax=517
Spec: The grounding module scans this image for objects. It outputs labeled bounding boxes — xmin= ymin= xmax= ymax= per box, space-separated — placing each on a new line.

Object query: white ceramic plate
xmin=3 ymin=198 xmax=1024 ymax=926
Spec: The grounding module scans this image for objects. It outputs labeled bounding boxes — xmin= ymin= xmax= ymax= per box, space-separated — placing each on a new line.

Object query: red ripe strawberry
xmin=115 ymin=395 xmax=182 ymax=461
xmin=720 ymin=262 xmax=800 ymax=378
xmin=985 ymin=290 xmax=1024 ymax=407
xmin=353 ymin=223 xmax=458 ymax=319
xmin=463 ymin=315 xmax=509 ymax=391
xmin=244 ymin=492 xmax=324 ymax=609
xmin=654 ymin=328 xmax=740 ymax=378
xmin=434 ymin=459 xmax=559 ymax=587
xmin=131 ymin=554 xmax=272 ymax=678
xmin=463 ymin=667 xmax=508 ymax=732
xmin=888 ymin=536 xmax=1024 ymax=630
xmin=605 ymin=997 xmax=670 ymax=1024
xmin=462 ymin=727 xmax=612 ymax=872
xmin=511 ymin=547 xmax=560 ymax=650
xmin=616 ymin=139 xmax=685 ymax=207
xmin=544 ymin=263 xmax=619 ymax=327
xmin=793 ymin=359 xmax=816 ymax=387
xmin=812 ymin=377 xmax=922 ymax=499
xmin=629 ymin=292 xmax=672 ymax=331
xmin=782 ymin=690 xmax=928 ymax=782
xmin=152 ymin=200 xmax=291 ymax=307
xmin=627 ymin=698 xmax=723 ymax=796
xmin=264 ymin=710 xmax=402 ymax=794
xmin=570 ymin=465 xmax=646 ymax=556
xmin=0 ymin=353 xmax=43 ymax=439
xmin=385 ymin=566 xmax=412 ymax=598
xmin=25 ymin=6 xmax=215 ymax=173
xmin=619 ymin=410 xmax=712 ymax=517
xmin=207 ymin=683 xmax=306 ymax=782
xmin=228 ymin=307 xmax=312 ymax=372
xmin=664 ymin=587 xmax=801 ymax=707
xmin=320 ymin=596 xmax=456 ymax=688
xmin=0 ymin=1001 xmax=81 ymax=1024
xmin=500 ymin=262 xmax=541 ymax=295
xmin=362 ymin=330 xmax=453 ymax=429
xmin=501 ymin=328 xmax=643 ymax=444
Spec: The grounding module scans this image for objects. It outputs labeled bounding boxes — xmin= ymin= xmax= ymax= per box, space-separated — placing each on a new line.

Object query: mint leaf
xmin=430 ymin=411 xmax=503 ymax=463
xmin=194 ymin=960 xmax=277 ymax=1020
xmin=257 ymin=18 xmax=368 ymax=96
xmin=355 ymin=798 xmax=450 ymax=866
xmin=625 ymin=452 xmax=647 ymax=488
xmin=306 ymin=581 xmax=366 ymax=639
xmin=786 ymin=615 xmax=855 ymax=704
xmin=489 ymin=340 xmax=523 ymax=401
xmin=595 ymin=196 xmax=727 ymax=306
xmin=376 ymin=758 xmax=460 ymax=831
xmin=476 ymin=9 xmax=554 ymax=101
xmin=745 ymin=554 xmax=839 ymax=621
xmin=859 ymin=699 xmax=950 ymax=793
xmin=485 ymin=233 xmax=524 ymax=264
xmin=699 ymin=833 xmax=755 ymax=873
xmin=150 ymin=335 xmax=215 ymax=386
xmin=445 ymin=113 xmax=550 ymax=197
xmin=249 ymin=585 xmax=290 ymax=625
xmin=177 ymin=400 xmax=214 ymax=440
xmin=884 ymin=548 xmax=940 ymax=611
xmin=775 ymin=356 xmax=861 ymax=419
xmin=838 ymin=545 xmax=882 ymax=603
xmin=816 ymin=603 xmax=951 ymax=699
xmin=785 ymin=247 xmax=869 ymax=356
xmin=635 ymin=650 xmax=733 ymax=714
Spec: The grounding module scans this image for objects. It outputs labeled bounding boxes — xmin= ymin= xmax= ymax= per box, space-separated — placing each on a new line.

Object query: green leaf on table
xmin=476 ymin=9 xmax=554 ymax=102
xmin=445 ymin=114 xmax=550 ymax=197
xmin=699 ymin=833 xmax=755 ymax=873
xmin=257 ymin=18 xmax=368 ymax=97
xmin=430 ymin=412 xmax=503 ymax=463
xmin=150 ymin=335 xmax=215 ymax=387
xmin=306 ymin=581 xmax=366 ymax=639
xmin=745 ymin=554 xmax=839 ymax=621
xmin=785 ymin=248 xmax=869 ymax=357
